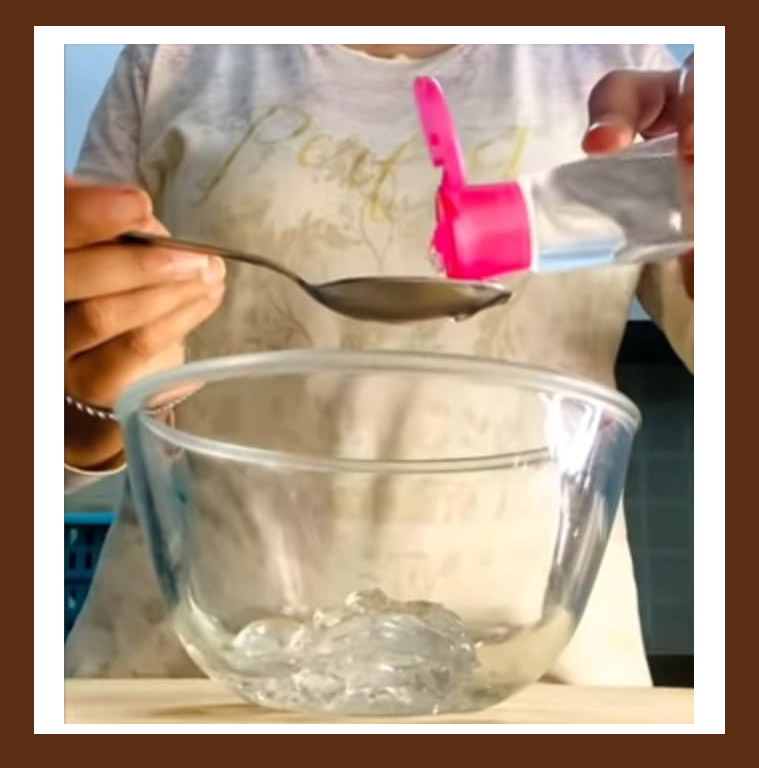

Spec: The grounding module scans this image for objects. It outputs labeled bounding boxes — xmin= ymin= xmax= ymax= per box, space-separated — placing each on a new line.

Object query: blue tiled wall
xmin=618 ymin=362 xmax=694 ymax=655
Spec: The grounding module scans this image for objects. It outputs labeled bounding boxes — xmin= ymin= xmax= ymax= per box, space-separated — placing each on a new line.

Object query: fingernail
xmin=202 ymin=256 xmax=226 ymax=284
xmin=170 ymin=252 xmax=210 ymax=276
xmin=584 ymin=120 xmax=633 ymax=151
xmin=585 ymin=120 xmax=622 ymax=138
xmin=587 ymin=120 xmax=613 ymax=133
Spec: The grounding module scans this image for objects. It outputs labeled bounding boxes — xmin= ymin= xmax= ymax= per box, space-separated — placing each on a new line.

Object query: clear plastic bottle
xmin=414 ymin=77 xmax=693 ymax=281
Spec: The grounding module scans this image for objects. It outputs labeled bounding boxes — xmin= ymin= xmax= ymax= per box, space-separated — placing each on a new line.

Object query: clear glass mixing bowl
xmin=116 ymin=350 xmax=640 ymax=716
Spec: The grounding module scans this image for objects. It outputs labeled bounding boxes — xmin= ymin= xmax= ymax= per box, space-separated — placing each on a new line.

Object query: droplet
xmin=427 ymin=245 xmax=445 ymax=274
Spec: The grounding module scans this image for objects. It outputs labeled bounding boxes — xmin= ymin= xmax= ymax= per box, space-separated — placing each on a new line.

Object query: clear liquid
xmin=174 ymin=588 xmax=575 ymax=716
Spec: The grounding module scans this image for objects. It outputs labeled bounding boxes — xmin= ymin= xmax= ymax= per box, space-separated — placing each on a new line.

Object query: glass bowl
xmin=116 ymin=350 xmax=640 ymax=716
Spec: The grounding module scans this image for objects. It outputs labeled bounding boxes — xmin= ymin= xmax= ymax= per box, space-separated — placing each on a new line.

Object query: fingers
xmin=63 ymin=177 xmax=228 ymax=468
xmin=64 ymin=180 xmax=227 ymax=301
xmin=65 ymin=183 xmax=154 ymax=249
xmin=678 ymin=53 xmax=694 ymax=162
xmin=65 ymin=286 xmax=225 ymax=406
xmin=65 ymin=266 xmax=225 ymax=358
xmin=65 ymin=241 xmax=224 ymax=302
xmin=583 ymin=69 xmax=680 ymax=155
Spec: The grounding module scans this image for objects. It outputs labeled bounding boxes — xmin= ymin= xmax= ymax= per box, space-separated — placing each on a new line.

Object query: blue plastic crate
xmin=65 ymin=512 xmax=114 ymax=638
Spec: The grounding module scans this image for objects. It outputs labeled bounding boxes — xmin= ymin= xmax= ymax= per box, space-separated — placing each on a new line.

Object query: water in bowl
xmin=174 ymin=587 xmax=575 ymax=716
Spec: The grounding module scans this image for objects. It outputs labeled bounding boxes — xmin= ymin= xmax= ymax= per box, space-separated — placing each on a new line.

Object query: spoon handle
xmin=119 ymin=231 xmax=307 ymax=288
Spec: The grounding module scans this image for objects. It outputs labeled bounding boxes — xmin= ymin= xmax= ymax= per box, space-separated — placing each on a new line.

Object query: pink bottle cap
xmin=413 ymin=76 xmax=532 ymax=280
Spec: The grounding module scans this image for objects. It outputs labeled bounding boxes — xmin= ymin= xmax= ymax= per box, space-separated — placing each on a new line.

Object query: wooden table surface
xmin=65 ymin=679 xmax=694 ymax=724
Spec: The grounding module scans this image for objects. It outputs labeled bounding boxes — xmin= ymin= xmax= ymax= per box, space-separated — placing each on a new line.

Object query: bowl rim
xmin=115 ymin=349 xmax=641 ymax=475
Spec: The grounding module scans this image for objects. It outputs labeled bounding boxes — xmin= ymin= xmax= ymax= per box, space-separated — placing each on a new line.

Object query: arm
xmin=65 ymin=46 xmax=226 ymax=492
xmin=65 ymin=47 xmax=148 ymax=494
xmin=584 ymin=45 xmax=694 ymax=371
xmin=635 ymin=46 xmax=694 ymax=371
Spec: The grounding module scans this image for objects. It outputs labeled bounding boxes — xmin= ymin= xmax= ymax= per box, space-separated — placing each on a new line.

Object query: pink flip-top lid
xmin=413 ymin=76 xmax=532 ymax=280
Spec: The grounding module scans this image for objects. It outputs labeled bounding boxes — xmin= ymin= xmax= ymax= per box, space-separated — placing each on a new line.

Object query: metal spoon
xmin=119 ymin=232 xmax=512 ymax=323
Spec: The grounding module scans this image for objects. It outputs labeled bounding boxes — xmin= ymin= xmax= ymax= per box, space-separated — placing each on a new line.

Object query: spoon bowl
xmin=120 ymin=232 xmax=511 ymax=324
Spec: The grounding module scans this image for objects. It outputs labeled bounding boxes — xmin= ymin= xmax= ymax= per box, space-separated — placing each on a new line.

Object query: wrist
xmin=65 ymin=405 xmax=125 ymax=471
xmin=65 ymin=450 xmax=126 ymax=473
